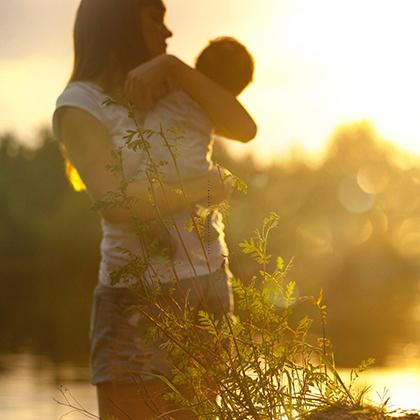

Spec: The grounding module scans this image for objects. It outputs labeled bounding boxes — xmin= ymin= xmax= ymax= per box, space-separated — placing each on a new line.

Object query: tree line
xmin=1 ymin=121 xmax=420 ymax=365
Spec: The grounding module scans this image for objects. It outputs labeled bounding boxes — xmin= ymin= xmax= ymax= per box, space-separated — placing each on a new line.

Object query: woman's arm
xmin=124 ymin=54 xmax=257 ymax=142
xmin=55 ymin=106 xmax=228 ymax=223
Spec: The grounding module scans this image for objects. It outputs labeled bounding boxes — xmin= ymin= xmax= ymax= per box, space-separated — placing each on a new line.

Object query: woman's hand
xmin=124 ymin=54 xmax=174 ymax=111
xmin=182 ymin=166 xmax=232 ymax=207
xmin=208 ymin=165 xmax=233 ymax=203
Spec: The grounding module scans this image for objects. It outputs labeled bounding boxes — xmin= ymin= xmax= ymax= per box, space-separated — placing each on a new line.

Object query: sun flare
xmin=2 ymin=0 xmax=420 ymax=164
xmin=225 ymin=0 xmax=420 ymax=163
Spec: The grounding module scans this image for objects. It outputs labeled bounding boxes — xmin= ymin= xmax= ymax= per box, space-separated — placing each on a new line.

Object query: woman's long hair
xmin=65 ymin=0 xmax=162 ymax=191
xmin=69 ymin=0 xmax=161 ymax=92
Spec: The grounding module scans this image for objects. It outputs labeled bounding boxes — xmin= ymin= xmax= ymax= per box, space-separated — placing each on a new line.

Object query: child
xmin=129 ymin=36 xmax=255 ymax=182
xmin=127 ymin=37 xmax=254 ymax=279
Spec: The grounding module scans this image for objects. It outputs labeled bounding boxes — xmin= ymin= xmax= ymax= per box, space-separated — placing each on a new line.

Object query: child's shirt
xmin=123 ymin=89 xmax=229 ymax=280
xmin=125 ymin=89 xmax=214 ymax=183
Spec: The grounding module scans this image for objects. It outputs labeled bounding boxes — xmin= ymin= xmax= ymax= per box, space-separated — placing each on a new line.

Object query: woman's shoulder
xmin=56 ymin=81 xmax=106 ymax=109
xmin=53 ymin=81 xmax=108 ymax=137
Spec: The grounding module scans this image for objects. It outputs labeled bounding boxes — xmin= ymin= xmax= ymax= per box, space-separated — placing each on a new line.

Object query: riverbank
xmin=308 ymin=407 xmax=420 ymax=419
xmin=1 ymin=353 xmax=420 ymax=419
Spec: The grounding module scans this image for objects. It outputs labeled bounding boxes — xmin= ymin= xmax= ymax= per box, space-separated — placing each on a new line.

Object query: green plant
xmin=58 ymin=99 xmax=385 ymax=419
xmin=129 ymin=212 xmax=381 ymax=419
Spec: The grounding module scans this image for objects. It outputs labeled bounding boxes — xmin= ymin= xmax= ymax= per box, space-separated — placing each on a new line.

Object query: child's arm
xmin=124 ymin=54 xmax=257 ymax=143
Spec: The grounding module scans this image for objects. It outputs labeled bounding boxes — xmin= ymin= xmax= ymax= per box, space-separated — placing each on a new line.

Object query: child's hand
xmin=124 ymin=54 xmax=175 ymax=111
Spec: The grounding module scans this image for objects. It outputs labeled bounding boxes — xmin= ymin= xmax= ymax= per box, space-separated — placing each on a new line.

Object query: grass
xmin=58 ymin=100 xmax=415 ymax=419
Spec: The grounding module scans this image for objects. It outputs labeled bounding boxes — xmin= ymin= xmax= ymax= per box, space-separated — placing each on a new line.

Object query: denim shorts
xmin=89 ymin=269 xmax=234 ymax=385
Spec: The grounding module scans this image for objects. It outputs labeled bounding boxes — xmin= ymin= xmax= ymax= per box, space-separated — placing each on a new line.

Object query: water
xmin=340 ymin=366 xmax=420 ymax=412
xmin=0 ymin=354 xmax=96 ymax=420
xmin=1 ymin=353 xmax=419 ymax=419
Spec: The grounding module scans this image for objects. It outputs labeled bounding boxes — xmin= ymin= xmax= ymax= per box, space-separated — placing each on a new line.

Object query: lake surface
xmin=1 ymin=353 xmax=419 ymax=419
xmin=0 ymin=354 xmax=96 ymax=420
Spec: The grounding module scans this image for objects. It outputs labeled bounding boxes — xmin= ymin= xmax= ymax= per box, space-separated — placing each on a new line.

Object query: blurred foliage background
xmin=2 ymin=121 xmax=420 ymax=367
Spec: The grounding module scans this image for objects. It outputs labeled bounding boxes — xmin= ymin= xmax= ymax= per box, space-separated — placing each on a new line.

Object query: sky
xmin=1 ymin=0 xmax=420 ymax=165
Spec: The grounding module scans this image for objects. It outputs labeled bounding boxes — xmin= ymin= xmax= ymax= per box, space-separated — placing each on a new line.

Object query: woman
xmin=53 ymin=0 xmax=256 ymax=418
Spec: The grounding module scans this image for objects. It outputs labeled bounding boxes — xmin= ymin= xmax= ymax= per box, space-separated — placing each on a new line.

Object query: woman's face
xmin=140 ymin=2 xmax=173 ymax=58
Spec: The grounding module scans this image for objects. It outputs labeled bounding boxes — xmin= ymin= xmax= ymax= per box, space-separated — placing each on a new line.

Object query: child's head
xmin=195 ymin=37 xmax=254 ymax=96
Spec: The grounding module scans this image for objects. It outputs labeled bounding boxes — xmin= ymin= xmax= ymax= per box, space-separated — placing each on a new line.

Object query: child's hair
xmin=195 ymin=37 xmax=254 ymax=95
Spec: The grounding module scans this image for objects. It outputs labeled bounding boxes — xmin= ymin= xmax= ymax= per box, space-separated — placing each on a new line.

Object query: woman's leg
xmin=97 ymin=381 xmax=198 ymax=420
xmin=91 ymin=269 xmax=232 ymax=420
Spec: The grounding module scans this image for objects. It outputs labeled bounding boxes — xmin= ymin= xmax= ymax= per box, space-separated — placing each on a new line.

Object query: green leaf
xmin=285 ymin=281 xmax=296 ymax=303
xmin=172 ymin=187 xmax=183 ymax=196
xmin=276 ymin=256 xmax=285 ymax=271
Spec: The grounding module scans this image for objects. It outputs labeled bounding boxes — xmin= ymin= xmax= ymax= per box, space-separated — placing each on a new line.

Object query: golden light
xmin=0 ymin=57 xmax=70 ymax=142
xmin=357 ymin=165 xmax=390 ymax=195
xmin=3 ymin=0 xmax=420 ymax=164
xmin=297 ymin=221 xmax=333 ymax=256
xmin=279 ymin=0 xmax=420 ymax=152
xmin=223 ymin=0 xmax=420 ymax=163
xmin=371 ymin=209 xmax=389 ymax=234
xmin=339 ymin=217 xmax=373 ymax=245
xmin=65 ymin=160 xmax=86 ymax=192
xmin=341 ymin=367 xmax=420 ymax=411
xmin=393 ymin=217 xmax=420 ymax=257
xmin=337 ymin=176 xmax=375 ymax=214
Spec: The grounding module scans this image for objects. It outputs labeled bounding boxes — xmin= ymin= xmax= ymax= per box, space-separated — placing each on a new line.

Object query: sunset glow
xmin=1 ymin=0 xmax=420 ymax=162
xmin=4 ymin=2 xmax=420 ymax=417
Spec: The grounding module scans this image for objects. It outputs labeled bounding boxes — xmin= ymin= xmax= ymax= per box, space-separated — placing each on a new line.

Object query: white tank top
xmin=52 ymin=81 xmax=230 ymax=287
